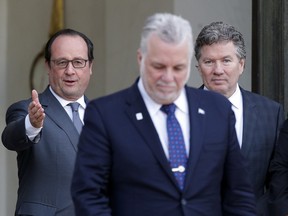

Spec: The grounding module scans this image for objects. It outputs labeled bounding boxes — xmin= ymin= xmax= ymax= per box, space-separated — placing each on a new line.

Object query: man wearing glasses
xmin=2 ymin=28 xmax=93 ymax=216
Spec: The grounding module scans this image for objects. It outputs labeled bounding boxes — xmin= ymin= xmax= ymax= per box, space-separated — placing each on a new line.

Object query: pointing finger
xmin=31 ymin=89 xmax=39 ymax=104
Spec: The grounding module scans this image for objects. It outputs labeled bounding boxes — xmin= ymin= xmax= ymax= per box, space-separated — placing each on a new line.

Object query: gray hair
xmin=139 ymin=13 xmax=193 ymax=59
xmin=194 ymin=21 xmax=246 ymax=61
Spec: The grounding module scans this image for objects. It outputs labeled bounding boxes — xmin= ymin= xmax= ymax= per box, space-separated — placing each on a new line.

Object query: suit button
xmin=181 ymin=199 xmax=187 ymax=206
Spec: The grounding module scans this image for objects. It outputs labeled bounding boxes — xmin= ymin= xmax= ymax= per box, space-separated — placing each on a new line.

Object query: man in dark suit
xmin=2 ymin=29 xmax=93 ymax=216
xmin=194 ymin=21 xmax=284 ymax=215
xmin=71 ymin=13 xmax=256 ymax=216
xmin=267 ymin=119 xmax=288 ymax=215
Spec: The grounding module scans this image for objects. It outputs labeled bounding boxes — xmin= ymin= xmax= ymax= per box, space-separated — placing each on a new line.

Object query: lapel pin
xmin=136 ymin=112 xmax=143 ymax=120
xmin=198 ymin=108 xmax=205 ymax=115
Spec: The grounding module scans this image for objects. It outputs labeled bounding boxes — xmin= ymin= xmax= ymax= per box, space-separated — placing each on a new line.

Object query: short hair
xmin=194 ymin=21 xmax=246 ymax=61
xmin=45 ymin=28 xmax=94 ymax=65
xmin=139 ymin=13 xmax=193 ymax=59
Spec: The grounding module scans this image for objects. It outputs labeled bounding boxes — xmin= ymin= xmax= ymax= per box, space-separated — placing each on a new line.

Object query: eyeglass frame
xmin=50 ymin=59 xmax=89 ymax=69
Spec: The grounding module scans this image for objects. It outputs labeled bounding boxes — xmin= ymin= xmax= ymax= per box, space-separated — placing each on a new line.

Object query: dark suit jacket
xmin=267 ymin=119 xmax=288 ymax=216
xmin=71 ymin=81 xmax=256 ymax=216
xmin=240 ymin=88 xmax=284 ymax=210
xmin=199 ymin=85 xmax=284 ymax=214
xmin=1 ymin=87 xmax=86 ymax=216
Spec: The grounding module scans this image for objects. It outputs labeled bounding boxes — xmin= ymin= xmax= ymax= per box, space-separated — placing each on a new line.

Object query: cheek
xmin=199 ymin=68 xmax=210 ymax=79
xmin=49 ymin=73 xmax=60 ymax=83
xmin=146 ymin=68 xmax=161 ymax=82
xmin=50 ymin=69 xmax=62 ymax=78
xmin=176 ymin=73 xmax=188 ymax=84
xmin=82 ymin=74 xmax=91 ymax=85
xmin=232 ymin=67 xmax=242 ymax=79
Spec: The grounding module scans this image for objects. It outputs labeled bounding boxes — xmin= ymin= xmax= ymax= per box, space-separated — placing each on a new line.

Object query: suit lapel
xmin=241 ymin=89 xmax=257 ymax=156
xmin=183 ymin=87 xmax=206 ymax=190
xmin=124 ymin=84 xmax=179 ymax=187
xmin=124 ymin=84 xmax=207 ymax=191
xmin=39 ymin=87 xmax=80 ymax=151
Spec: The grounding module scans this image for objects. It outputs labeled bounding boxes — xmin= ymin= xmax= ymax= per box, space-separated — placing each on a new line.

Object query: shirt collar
xmin=49 ymin=86 xmax=86 ymax=109
xmin=203 ymin=84 xmax=242 ymax=109
xmin=228 ymin=84 xmax=242 ymax=109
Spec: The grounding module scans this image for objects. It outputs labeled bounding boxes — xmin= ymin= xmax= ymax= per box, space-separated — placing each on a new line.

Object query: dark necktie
xmin=161 ymin=103 xmax=187 ymax=190
xmin=68 ymin=102 xmax=83 ymax=134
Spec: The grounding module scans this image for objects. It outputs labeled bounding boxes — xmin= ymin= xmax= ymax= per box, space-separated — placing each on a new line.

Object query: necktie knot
xmin=161 ymin=103 xmax=176 ymax=116
xmin=69 ymin=102 xmax=80 ymax=112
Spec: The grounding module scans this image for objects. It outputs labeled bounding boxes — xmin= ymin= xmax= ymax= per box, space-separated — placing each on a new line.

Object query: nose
xmin=162 ymin=69 xmax=174 ymax=81
xmin=64 ymin=62 xmax=76 ymax=74
xmin=213 ymin=61 xmax=224 ymax=74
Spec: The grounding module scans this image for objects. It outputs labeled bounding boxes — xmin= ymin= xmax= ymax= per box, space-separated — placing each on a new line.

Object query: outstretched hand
xmin=28 ymin=90 xmax=45 ymax=128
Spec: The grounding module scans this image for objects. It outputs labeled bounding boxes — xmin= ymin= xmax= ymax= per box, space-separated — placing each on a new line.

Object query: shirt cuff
xmin=25 ymin=114 xmax=42 ymax=142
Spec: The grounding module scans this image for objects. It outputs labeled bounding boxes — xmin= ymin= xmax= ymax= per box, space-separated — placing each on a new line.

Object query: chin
xmin=208 ymin=84 xmax=224 ymax=91
xmin=157 ymin=94 xmax=178 ymax=105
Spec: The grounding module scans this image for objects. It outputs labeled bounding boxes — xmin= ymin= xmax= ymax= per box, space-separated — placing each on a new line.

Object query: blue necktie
xmin=161 ymin=103 xmax=187 ymax=190
xmin=68 ymin=102 xmax=83 ymax=134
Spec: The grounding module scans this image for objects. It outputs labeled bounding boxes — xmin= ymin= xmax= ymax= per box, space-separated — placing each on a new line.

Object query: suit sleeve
xmin=71 ymin=101 xmax=112 ymax=216
xmin=1 ymin=101 xmax=35 ymax=151
xmin=222 ymin=108 xmax=257 ymax=215
xmin=266 ymin=103 xmax=285 ymax=181
xmin=268 ymin=119 xmax=288 ymax=216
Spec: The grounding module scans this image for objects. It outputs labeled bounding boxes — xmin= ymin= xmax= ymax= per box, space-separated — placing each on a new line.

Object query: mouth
xmin=211 ymin=79 xmax=226 ymax=85
xmin=158 ymin=81 xmax=176 ymax=89
xmin=158 ymin=85 xmax=176 ymax=93
xmin=63 ymin=80 xmax=77 ymax=86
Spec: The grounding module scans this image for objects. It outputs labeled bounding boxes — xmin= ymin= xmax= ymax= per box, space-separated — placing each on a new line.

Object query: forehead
xmin=51 ymin=35 xmax=87 ymax=56
xmin=146 ymin=34 xmax=190 ymax=60
xmin=200 ymin=41 xmax=237 ymax=58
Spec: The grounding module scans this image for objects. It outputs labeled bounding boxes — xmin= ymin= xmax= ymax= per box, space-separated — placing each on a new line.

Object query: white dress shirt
xmin=138 ymin=78 xmax=190 ymax=159
xmin=26 ymin=86 xmax=86 ymax=141
xmin=204 ymin=84 xmax=243 ymax=147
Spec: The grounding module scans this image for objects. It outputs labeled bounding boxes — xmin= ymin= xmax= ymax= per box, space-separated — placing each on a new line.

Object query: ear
xmin=45 ymin=61 xmax=51 ymax=74
xmin=239 ymin=59 xmax=245 ymax=74
xmin=137 ymin=49 xmax=143 ymax=66
xmin=89 ymin=62 xmax=93 ymax=75
xmin=195 ymin=64 xmax=202 ymax=75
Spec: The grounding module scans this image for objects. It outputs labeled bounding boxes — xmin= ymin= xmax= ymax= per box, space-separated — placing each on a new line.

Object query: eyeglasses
xmin=51 ymin=59 xmax=89 ymax=69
